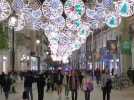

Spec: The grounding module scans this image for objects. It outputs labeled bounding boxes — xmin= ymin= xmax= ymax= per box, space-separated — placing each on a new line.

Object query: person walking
xmin=69 ymin=70 xmax=79 ymax=100
xmin=83 ymin=72 xmax=93 ymax=100
xmin=56 ymin=70 xmax=64 ymax=100
xmin=3 ymin=73 xmax=12 ymax=100
xmin=24 ymin=71 xmax=34 ymax=100
xmin=36 ymin=73 xmax=46 ymax=100
xmin=64 ymin=71 xmax=69 ymax=99
xmin=79 ymin=71 xmax=84 ymax=89
xmin=101 ymin=69 xmax=112 ymax=100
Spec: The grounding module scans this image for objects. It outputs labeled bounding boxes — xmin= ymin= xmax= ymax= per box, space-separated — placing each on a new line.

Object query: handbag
xmin=23 ymin=90 xmax=28 ymax=99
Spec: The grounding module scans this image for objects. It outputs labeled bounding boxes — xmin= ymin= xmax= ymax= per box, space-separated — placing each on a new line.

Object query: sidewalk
xmin=0 ymin=81 xmax=134 ymax=100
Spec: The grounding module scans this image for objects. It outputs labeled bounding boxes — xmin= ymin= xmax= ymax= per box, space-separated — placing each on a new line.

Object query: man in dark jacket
xmin=24 ymin=71 xmax=34 ymax=100
xmin=3 ymin=73 xmax=12 ymax=100
xmin=36 ymin=73 xmax=46 ymax=100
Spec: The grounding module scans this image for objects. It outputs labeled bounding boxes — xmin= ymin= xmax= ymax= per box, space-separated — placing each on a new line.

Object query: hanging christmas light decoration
xmin=14 ymin=13 xmax=25 ymax=31
xmin=71 ymin=39 xmax=81 ymax=51
xmin=78 ymin=23 xmax=90 ymax=38
xmin=51 ymin=16 xmax=65 ymax=30
xmin=64 ymin=0 xmax=85 ymax=20
xmin=42 ymin=0 xmax=63 ymax=19
xmin=102 ymin=0 xmax=114 ymax=10
xmin=0 ymin=0 xmax=11 ymax=21
xmin=43 ymin=23 xmax=59 ymax=34
xmin=28 ymin=0 xmax=41 ymax=10
xmin=66 ymin=18 xmax=82 ymax=31
xmin=115 ymin=0 xmax=134 ymax=17
xmin=105 ymin=12 xmax=121 ymax=28
xmin=31 ymin=8 xmax=42 ymax=19
xmin=32 ymin=19 xmax=42 ymax=30
xmin=12 ymin=0 xmax=25 ymax=12
xmin=89 ymin=19 xmax=100 ymax=30
xmin=86 ymin=9 xmax=96 ymax=19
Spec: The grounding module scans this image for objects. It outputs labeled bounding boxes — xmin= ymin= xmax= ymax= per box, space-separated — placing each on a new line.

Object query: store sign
xmin=121 ymin=40 xmax=131 ymax=55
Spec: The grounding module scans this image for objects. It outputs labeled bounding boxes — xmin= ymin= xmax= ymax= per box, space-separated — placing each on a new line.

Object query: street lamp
xmin=8 ymin=13 xmax=18 ymax=72
xmin=36 ymin=39 xmax=40 ymax=44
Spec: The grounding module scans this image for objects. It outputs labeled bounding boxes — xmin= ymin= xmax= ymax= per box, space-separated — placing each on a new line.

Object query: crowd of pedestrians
xmin=0 ymin=67 xmax=113 ymax=100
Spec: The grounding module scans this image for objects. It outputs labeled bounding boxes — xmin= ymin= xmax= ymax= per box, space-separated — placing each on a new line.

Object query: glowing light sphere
xmin=102 ymin=0 xmax=114 ymax=10
xmin=22 ymin=13 xmax=32 ymax=27
xmin=86 ymin=9 xmax=96 ymax=19
xmin=31 ymin=8 xmax=42 ymax=19
xmin=40 ymin=22 xmax=49 ymax=30
xmin=66 ymin=18 xmax=82 ymax=31
xmin=12 ymin=0 xmax=24 ymax=12
xmin=42 ymin=0 xmax=63 ymax=19
xmin=51 ymin=16 xmax=65 ymax=30
xmin=117 ymin=1 xmax=133 ymax=17
xmin=0 ymin=0 xmax=11 ymax=22
xmin=48 ymin=32 xmax=59 ymax=42
xmin=89 ymin=20 xmax=99 ymax=30
xmin=64 ymin=0 xmax=85 ymax=20
xmin=44 ymin=23 xmax=59 ymax=34
xmin=71 ymin=40 xmax=81 ymax=51
xmin=105 ymin=13 xmax=121 ymax=28
xmin=78 ymin=24 xmax=90 ymax=38
xmin=32 ymin=19 xmax=42 ymax=30
xmin=28 ymin=0 xmax=41 ymax=10
xmin=14 ymin=14 xmax=25 ymax=31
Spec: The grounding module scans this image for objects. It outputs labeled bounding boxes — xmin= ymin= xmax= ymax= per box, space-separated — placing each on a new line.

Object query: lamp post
xmin=8 ymin=14 xmax=18 ymax=72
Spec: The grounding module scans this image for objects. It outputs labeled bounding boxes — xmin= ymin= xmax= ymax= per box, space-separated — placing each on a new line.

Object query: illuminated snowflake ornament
xmin=0 ymin=0 xmax=11 ymax=21
xmin=64 ymin=0 xmax=85 ymax=20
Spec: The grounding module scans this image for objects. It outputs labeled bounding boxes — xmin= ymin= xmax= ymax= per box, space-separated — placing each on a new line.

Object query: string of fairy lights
xmin=0 ymin=0 xmax=133 ymax=63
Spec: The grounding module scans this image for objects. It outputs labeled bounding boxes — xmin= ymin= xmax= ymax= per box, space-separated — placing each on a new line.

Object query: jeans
xmin=85 ymin=91 xmax=90 ymax=100
xmin=25 ymin=87 xmax=33 ymax=100
xmin=71 ymin=90 xmax=77 ymax=100
xmin=102 ymin=87 xmax=110 ymax=100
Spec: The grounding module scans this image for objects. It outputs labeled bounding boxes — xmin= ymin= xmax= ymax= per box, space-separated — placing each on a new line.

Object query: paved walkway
xmin=0 ymin=81 xmax=134 ymax=100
